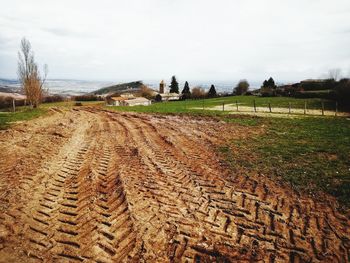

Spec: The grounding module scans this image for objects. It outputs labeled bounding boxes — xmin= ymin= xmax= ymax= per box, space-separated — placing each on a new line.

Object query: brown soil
xmin=0 ymin=108 xmax=349 ymax=262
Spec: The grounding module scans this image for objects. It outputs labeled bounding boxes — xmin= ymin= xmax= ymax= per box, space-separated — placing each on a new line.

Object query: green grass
xmin=105 ymin=96 xmax=338 ymax=114
xmin=221 ymin=115 xmax=350 ymax=209
xmin=0 ymin=107 xmax=48 ymax=129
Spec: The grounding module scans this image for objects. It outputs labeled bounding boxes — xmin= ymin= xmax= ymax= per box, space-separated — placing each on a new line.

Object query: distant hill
xmin=0 ymin=85 xmax=22 ymax=94
xmin=92 ymin=81 xmax=144 ymax=95
xmin=0 ymin=78 xmax=18 ymax=85
xmin=0 ymin=86 xmax=15 ymax=93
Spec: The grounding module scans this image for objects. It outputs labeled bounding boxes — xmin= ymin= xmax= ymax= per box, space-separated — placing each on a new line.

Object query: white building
xmin=124 ymin=97 xmax=151 ymax=106
xmin=107 ymin=96 xmax=151 ymax=106
xmin=159 ymin=93 xmax=180 ymax=101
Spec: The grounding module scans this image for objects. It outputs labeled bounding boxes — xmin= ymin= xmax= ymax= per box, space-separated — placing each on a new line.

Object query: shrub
xmin=191 ymin=87 xmax=206 ymax=99
xmin=234 ymin=80 xmax=249 ymax=95
xmin=73 ymin=94 xmax=103 ymax=101
xmin=155 ymin=94 xmax=162 ymax=102
xmin=0 ymin=96 xmax=14 ymax=109
xmin=138 ymin=85 xmax=155 ymax=100
xmin=0 ymin=97 xmax=26 ymax=109
xmin=43 ymin=95 xmax=65 ymax=103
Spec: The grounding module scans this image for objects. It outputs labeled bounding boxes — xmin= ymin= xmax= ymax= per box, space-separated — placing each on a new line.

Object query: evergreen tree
xmin=263 ymin=80 xmax=268 ymax=88
xmin=181 ymin=81 xmax=191 ymax=99
xmin=267 ymin=77 xmax=277 ymax=89
xmin=208 ymin=84 xmax=217 ymax=97
xmin=169 ymin=76 xmax=179 ymax=93
xmin=262 ymin=78 xmax=277 ymax=89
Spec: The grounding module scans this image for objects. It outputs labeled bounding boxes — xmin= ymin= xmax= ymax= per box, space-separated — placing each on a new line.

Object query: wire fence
xmin=197 ymin=99 xmax=346 ymax=117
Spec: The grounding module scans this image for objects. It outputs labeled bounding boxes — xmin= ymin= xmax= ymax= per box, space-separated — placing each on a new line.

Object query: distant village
xmin=1 ymin=75 xmax=349 ymax=109
xmin=105 ymin=80 xmax=180 ymax=107
xmin=102 ymin=76 xmax=349 ymax=107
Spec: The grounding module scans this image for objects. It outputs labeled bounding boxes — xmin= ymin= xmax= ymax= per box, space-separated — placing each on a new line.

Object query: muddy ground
xmin=0 ymin=108 xmax=349 ymax=262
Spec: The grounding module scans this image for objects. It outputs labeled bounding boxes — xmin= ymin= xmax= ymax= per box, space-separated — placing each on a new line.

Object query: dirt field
xmin=0 ymin=108 xmax=349 ymax=262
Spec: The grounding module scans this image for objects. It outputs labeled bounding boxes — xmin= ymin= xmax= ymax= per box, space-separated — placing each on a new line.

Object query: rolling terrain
xmin=0 ymin=107 xmax=349 ymax=262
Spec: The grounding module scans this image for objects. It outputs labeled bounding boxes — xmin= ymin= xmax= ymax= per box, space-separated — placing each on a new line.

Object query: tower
xmin=159 ymin=80 xmax=165 ymax=94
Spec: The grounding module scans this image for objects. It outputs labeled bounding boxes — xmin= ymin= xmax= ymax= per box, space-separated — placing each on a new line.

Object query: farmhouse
xmin=106 ymin=96 xmax=128 ymax=106
xmin=124 ymin=97 xmax=151 ymax=106
xmin=106 ymin=95 xmax=151 ymax=106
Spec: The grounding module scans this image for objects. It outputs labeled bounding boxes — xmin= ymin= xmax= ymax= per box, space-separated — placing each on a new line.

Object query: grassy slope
xmin=93 ymin=81 xmax=143 ymax=95
xmin=221 ymin=116 xmax=350 ymax=209
xmin=0 ymin=107 xmax=48 ymax=129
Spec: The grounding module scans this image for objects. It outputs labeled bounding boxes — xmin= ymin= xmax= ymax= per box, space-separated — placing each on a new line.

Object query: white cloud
xmin=0 ymin=0 xmax=350 ymax=82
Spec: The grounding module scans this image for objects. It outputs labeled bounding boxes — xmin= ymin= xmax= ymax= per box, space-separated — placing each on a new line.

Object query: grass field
xmin=106 ymin=96 xmax=339 ymax=115
xmin=220 ymin=115 xmax=350 ymax=209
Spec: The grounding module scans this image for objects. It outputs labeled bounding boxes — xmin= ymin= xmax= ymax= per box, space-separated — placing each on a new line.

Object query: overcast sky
xmin=1 ymin=0 xmax=350 ymax=83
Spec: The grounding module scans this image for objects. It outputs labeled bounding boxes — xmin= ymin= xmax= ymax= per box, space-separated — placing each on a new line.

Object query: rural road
xmin=0 ymin=108 xmax=349 ymax=262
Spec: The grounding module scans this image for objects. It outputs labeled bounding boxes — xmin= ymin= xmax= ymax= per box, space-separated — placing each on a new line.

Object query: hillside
xmin=92 ymin=80 xmax=144 ymax=95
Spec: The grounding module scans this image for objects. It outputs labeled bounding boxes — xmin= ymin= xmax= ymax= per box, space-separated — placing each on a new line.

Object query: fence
xmin=198 ymin=99 xmax=344 ymax=117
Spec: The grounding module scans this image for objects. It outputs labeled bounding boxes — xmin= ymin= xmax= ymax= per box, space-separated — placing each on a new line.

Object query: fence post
xmin=304 ymin=101 xmax=307 ymax=115
xmin=12 ymin=99 xmax=16 ymax=112
xmin=253 ymin=100 xmax=256 ymax=112
xmin=288 ymin=102 xmax=291 ymax=114
xmin=322 ymin=102 xmax=325 ymax=116
xmin=222 ymin=102 xmax=225 ymax=112
xmin=335 ymin=101 xmax=338 ymax=117
xmin=268 ymin=102 xmax=272 ymax=113
xmin=236 ymin=100 xmax=239 ymax=111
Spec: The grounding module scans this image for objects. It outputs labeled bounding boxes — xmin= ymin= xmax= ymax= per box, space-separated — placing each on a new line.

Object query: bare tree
xmin=328 ymin=68 xmax=341 ymax=81
xmin=191 ymin=86 xmax=206 ymax=99
xmin=139 ymin=84 xmax=155 ymax=99
xmin=17 ymin=38 xmax=48 ymax=108
xmin=234 ymin=80 xmax=249 ymax=95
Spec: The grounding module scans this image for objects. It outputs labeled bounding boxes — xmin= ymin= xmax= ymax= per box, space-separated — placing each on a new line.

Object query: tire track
xmin=113 ymin=113 xmax=350 ymax=262
xmin=1 ymin=109 xmax=349 ymax=262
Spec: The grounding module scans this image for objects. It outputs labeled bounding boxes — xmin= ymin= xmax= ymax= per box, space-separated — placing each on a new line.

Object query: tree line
xmin=166 ymin=75 xmax=250 ymax=99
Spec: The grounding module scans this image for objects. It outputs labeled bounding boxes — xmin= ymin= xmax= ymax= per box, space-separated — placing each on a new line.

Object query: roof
xmin=120 ymin=93 xmax=134 ymax=98
xmin=110 ymin=97 xmax=128 ymax=101
xmin=126 ymin=97 xmax=150 ymax=103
